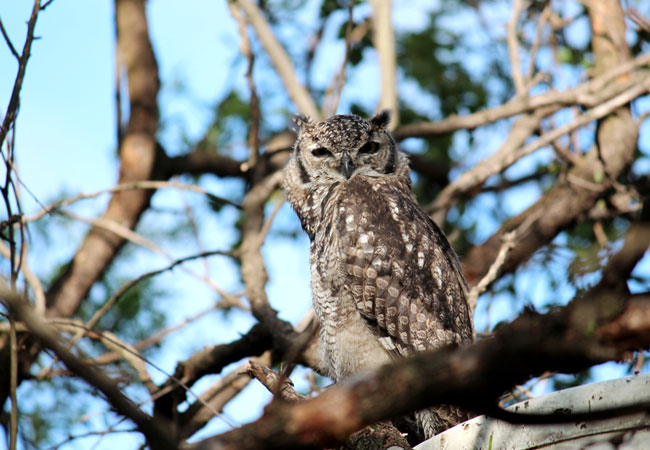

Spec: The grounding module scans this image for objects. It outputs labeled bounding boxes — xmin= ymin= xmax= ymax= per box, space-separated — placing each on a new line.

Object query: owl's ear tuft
xmin=290 ymin=114 xmax=313 ymax=134
xmin=369 ymin=110 xmax=391 ymax=129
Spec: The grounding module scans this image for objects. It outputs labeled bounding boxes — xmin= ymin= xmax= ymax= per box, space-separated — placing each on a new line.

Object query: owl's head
xmin=285 ymin=111 xmax=410 ymax=187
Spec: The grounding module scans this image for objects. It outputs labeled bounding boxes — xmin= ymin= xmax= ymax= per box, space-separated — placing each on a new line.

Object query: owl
xmin=283 ymin=111 xmax=474 ymax=440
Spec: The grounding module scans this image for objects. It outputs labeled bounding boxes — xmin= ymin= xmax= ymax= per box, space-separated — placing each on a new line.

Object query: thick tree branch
xmin=193 ymin=287 xmax=650 ymax=450
xmin=46 ymin=0 xmax=162 ymax=318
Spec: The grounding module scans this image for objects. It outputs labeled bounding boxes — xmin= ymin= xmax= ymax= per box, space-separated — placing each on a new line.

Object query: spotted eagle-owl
xmin=283 ymin=111 xmax=474 ymax=440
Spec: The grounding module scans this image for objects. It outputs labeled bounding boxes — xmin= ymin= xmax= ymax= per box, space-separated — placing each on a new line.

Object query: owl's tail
xmin=416 ymin=404 xmax=473 ymax=440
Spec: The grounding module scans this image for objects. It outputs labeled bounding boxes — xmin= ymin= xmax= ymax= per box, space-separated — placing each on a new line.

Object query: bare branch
xmin=369 ymin=0 xmax=398 ymax=128
xmin=322 ymin=1 xmax=354 ymax=118
xmin=393 ymin=52 xmax=650 ymax=139
xmin=0 ymin=287 xmax=176 ymax=450
xmin=165 ymin=150 xmax=249 ymax=179
xmin=507 ymin=0 xmax=526 ymax=95
xmin=22 ymin=180 xmax=240 ymax=224
xmin=66 ymin=249 xmax=238 ymax=354
xmin=235 ymin=0 xmax=320 ymax=119
xmin=467 ymin=231 xmax=516 ymax=313
xmin=0 ymin=0 xmax=41 ymax=147
xmin=45 ymin=0 xmax=162 ymax=320
xmin=526 ymin=5 xmax=551 ymax=83
xmin=429 ymin=105 xmax=556 ymax=222
xmin=179 ymin=353 xmax=272 ymax=440
xmin=430 ymin=76 xmax=650 ymax=219
xmin=463 ymin=0 xmax=639 ymax=288
xmin=0 ymin=18 xmax=19 ymax=60
xmin=0 ymin=241 xmax=46 ymax=313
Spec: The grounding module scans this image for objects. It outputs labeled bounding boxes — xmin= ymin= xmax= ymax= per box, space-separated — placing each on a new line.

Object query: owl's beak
xmin=340 ymin=153 xmax=355 ymax=179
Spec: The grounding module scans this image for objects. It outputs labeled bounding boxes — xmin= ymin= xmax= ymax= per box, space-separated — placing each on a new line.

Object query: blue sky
xmin=1 ymin=1 xmax=650 ymax=448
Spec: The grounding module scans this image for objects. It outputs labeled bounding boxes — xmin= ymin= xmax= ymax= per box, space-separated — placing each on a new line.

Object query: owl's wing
xmin=337 ymin=177 xmax=473 ymax=358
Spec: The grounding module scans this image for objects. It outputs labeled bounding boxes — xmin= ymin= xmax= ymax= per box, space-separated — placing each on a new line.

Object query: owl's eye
xmin=311 ymin=147 xmax=332 ymax=157
xmin=359 ymin=141 xmax=379 ymax=154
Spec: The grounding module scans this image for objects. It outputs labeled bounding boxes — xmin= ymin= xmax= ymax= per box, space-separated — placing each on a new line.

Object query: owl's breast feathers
xmin=316 ymin=175 xmax=473 ymax=357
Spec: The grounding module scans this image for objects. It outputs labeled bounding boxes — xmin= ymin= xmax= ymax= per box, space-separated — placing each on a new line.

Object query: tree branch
xmin=393 ymin=52 xmax=650 ymax=139
xmin=507 ymin=0 xmax=526 ymax=95
xmin=463 ymin=0 xmax=639 ymax=287
xmin=192 ymin=286 xmax=650 ymax=450
xmin=0 ymin=287 xmax=175 ymax=450
xmin=369 ymin=0 xmax=398 ymax=128
xmin=46 ymin=0 xmax=162 ymax=319
xmin=234 ymin=0 xmax=320 ymax=119
xmin=0 ymin=0 xmax=41 ymax=148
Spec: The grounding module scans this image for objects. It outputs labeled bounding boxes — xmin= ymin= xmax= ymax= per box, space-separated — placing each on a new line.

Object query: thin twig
xmin=9 ymin=316 xmax=17 ymax=450
xmin=0 ymin=0 xmax=41 ymax=147
xmin=467 ymin=209 xmax=543 ymax=312
xmin=44 ymin=426 xmax=138 ymax=450
xmin=22 ymin=180 xmax=241 ymax=224
xmin=245 ymin=360 xmax=306 ymax=401
xmin=26 ymin=317 xmax=238 ymax=429
xmin=526 ymin=5 xmax=550 ymax=84
xmin=0 ymin=241 xmax=46 ymax=313
xmin=40 ymin=0 xmax=56 ymax=10
xmin=57 ymin=209 xmax=242 ymax=306
xmin=0 ymin=18 xmax=19 ymax=59
xmin=74 ymin=249 xmax=237 ymax=345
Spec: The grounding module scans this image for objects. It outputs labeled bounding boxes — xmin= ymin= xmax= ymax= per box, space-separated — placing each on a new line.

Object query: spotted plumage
xmin=283 ymin=111 xmax=474 ymax=440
